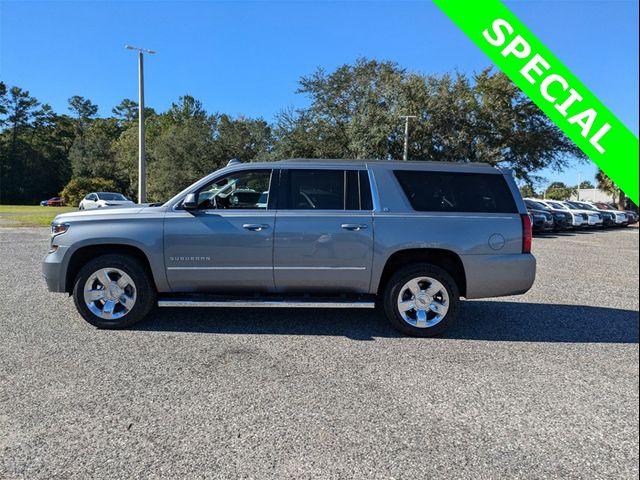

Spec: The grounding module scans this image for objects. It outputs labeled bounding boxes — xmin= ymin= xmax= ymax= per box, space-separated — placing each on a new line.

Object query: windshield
xmin=565 ymin=203 xmax=581 ymax=210
xmin=526 ymin=200 xmax=548 ymax=210
xmin=97 ymin=192 xmax=127 ymax=201
xmin=570 ymin=201 xmax=596 ymax=211
xmin=547 ymin=201 xmax=566 ymax=210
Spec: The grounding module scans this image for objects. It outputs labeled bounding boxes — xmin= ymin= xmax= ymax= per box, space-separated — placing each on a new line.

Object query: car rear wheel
xmin=72 ymin=254 xmax=156 ymax=329
xmin=383 ymin=263 xmax=459 ymax=337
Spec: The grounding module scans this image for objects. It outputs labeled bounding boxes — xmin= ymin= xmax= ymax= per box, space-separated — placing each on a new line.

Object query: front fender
xmin=46 ymin=211 xmax=169 ymax=293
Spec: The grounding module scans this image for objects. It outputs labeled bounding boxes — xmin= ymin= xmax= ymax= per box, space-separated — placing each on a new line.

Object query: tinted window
xmin=286 ymin=169 xmax=341 ymax=210
xmin=553 ymin=202 xmax=568 ymax=210
xmin=346 ymin=171 xmax=360 ymax=210
xmin=359 ymin=171 xmax=373 ymax=210
xmin=197 ymin=169 xmax=272 ymax=209
xmin=526 ymin=200 xmax=548 ymax=210
xmin=97 ymin=192 xmax=127 ymax=201
xmin=285 ymin=169 xmax=372 ymax=210
xmin=394 ymin=170 xmax=517 ymax=213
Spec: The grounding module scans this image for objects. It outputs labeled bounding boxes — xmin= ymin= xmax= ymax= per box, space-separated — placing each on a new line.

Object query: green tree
xmin=60 ymin=176 xmax=117 ymax=207
xmin=215 ymin=114 xmax=272 ymax=162
xmin=277 ymin=59 xmax=585 ymax=183
xmin=595 ymin=169 xmax=626 ymax=209
xmin=112 ymin=98 xmax=139 ymax=123
xmin=271 ymin=108 xmax=320 ymax=159
xmin=545 ymin=181 xmax=575 ymax=200
xmin=28 ymin=106 xmax=74 ymax=200
xmin=147 ymin=95 xmax=216 ymax=201
xmin=0 ymin=86 xmax=40 ymax=203
xmin=519 ymin=184 xmax=536 ymax=198
xmin=68 ymin=95 xmax=98 ymax=176
xmin=292 ymin=59 xmax=405 ymax=159
xmin=579 ymin=180 xmax=595 ymax=189
xmin=0 ymin=82 xmax=7 ymax=126
xmin=74 ymin=118 xmax=127 ymax=186
xmin=112 ymin=98 xmax=156 ymax=126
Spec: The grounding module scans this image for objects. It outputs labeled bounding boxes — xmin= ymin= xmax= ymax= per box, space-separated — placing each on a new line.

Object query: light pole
xmin=125 ymin=45 xmax=155 ymax=203
xmin=400 ymin=115 xmax=417 ymax=161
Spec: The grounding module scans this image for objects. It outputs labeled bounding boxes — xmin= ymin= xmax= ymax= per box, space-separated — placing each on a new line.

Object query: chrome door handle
xmin=341 ymin=223 xmax=368 ymax=231
xmin=243 ymin=223 xmax=270 ymax=231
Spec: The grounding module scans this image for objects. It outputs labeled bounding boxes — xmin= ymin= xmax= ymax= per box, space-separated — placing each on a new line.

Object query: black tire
xmin=72 ymin=254 xmax=156 ymax=329
xmin=383 ymin=263 xmax=459 ymax=337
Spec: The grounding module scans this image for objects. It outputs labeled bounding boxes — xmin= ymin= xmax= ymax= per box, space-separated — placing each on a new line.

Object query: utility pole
xmin=400 ymin=115 xmax=417 ymax=161
xmin=577 ymin=171 xmax=582 ymax=201
xmin=125 ymin=45 xmax=156 ymax=203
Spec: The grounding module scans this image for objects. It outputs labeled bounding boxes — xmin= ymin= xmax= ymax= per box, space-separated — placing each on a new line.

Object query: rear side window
xmin=393 ymin=170 xmax=517 ymax=213
xmin=286 ymin=169 xmax=372 ymax=210
xmin=289 ymin=170 xmax=344 ymax=209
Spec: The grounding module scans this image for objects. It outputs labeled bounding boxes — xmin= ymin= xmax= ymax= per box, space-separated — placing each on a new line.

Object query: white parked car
xmin=79 ymin=192 xmax=135 ymax=210
xmin=561 ymin=201 xmax=603 ymax=227
xmin=546 ymin=200 xmax=604 ymax=227
xmin=538 ymin=200 xmax=586 ymax=228
xmin=574 ymin=201 xmax=628 ymax=226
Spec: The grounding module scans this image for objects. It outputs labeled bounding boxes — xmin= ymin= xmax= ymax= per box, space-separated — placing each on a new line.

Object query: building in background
xmin=570 ymin=188 xmax=615 ymax=203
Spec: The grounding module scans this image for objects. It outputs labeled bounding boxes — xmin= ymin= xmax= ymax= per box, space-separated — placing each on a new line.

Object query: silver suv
xmin=43 ymin=159 xmax=536 ymax=337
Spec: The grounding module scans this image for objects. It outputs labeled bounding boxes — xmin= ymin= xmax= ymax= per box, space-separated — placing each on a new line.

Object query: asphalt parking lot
xmin=1 ymin=226 xmax=638 ymax=479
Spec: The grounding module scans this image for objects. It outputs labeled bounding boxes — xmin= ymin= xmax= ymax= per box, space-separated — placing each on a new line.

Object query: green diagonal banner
xmin=433 ymin=0 xmax=639 ymax=204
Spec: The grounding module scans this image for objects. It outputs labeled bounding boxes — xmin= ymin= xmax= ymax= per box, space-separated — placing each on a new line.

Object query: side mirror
xmin=182 ymin=193 xmax=198 ymax=210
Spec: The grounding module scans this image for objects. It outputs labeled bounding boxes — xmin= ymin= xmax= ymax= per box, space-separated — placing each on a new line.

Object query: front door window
xmin=196 ymin=170 xmax=272 ymax=210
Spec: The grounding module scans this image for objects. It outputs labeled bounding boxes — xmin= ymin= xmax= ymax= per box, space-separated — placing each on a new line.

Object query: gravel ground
xmin=0 ymin=227 xmax=638 ymax=479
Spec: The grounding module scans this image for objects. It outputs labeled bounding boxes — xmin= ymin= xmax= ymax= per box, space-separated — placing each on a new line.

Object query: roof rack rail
xmin=227 ymin=158 xmax=242 ymax=166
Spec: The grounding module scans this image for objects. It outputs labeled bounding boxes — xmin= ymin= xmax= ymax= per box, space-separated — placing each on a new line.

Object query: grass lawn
xmin=0 ymin=205 xmax=77 ymax=227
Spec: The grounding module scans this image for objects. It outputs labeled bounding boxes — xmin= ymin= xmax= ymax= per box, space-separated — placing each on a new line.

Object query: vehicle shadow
xmin=534 ymin=232 xmax=573 ymax=239
xmin=448 ymin=301 xmax=638 ymax=343
xmin=132 ymin=301 xmax=639 ymax=343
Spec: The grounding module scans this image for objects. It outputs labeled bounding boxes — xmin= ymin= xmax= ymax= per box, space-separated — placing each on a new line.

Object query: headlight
xmin=51 ymin=223 xmax=69 ymax=236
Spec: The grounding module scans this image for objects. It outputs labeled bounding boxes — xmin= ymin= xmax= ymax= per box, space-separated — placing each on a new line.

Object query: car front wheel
xmin=383 ymin=263 xmax=459 ymax=337
xmin=72 ymin=254 xmax=156 ymax=329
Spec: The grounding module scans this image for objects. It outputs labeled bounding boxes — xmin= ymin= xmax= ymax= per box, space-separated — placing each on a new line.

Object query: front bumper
xmin=42 ymin=245 xmax=70 ymax=292
xmin=532 ymin=217 xmax=554 ymax=232
xmin=552 ymin=215 xmax=571 ymax=229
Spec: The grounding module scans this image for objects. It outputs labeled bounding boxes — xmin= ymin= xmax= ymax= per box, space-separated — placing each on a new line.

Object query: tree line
xmin=1 ymin=58 xmax=587 ymax=205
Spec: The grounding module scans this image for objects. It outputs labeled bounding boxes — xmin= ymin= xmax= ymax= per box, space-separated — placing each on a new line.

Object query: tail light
xmin=521 ymin=214 xmax=532 ymax=253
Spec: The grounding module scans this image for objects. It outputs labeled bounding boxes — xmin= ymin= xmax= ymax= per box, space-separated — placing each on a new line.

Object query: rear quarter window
xmin=393 ymin=170 xmax=517 ymax=213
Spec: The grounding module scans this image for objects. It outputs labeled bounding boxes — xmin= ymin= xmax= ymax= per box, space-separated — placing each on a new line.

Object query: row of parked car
xmin=40 ymin=197 xmax=66 ymax=207
xmin=40 ymin=192 xmax=639 ymax=234
xmin=40 ymin=192 xmax=136 ymax=210
xmin=524 ymin=198 xmax=639 ymax=233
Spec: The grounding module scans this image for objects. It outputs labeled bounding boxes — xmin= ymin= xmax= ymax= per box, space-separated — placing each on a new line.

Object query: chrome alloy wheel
xmin=397 ymin=276 xmax=450 ymax=328
xmin=83 ymin=267 xmax=137 ymax=320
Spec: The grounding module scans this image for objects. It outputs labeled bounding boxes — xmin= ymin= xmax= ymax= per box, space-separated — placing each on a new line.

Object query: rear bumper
xmin=461 ymin=253 xmax=536 ymax=299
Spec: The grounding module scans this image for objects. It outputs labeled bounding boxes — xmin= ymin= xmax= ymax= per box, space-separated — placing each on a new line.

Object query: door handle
xmin=341 ymin=223 xmax=368 ymax=231
xmin=243 ymin=223 xmax=270 ymax=231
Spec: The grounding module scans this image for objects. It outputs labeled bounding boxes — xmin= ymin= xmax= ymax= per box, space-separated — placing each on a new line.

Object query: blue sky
xmin=1 ymin=0 xmax=638 ymax=187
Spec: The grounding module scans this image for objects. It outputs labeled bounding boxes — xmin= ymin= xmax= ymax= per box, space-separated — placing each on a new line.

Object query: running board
xmin=157 ymin=296 xmax=376 ymax=309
